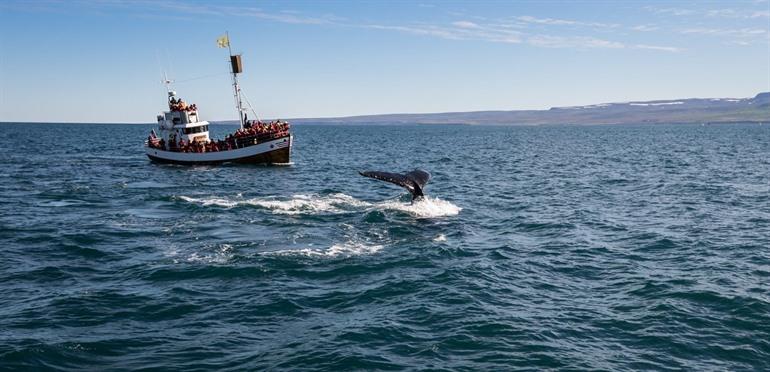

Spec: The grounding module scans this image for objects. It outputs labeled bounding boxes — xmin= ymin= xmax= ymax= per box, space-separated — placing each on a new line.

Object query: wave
xmin=164 ymin=239 xmax=382 ymax=262
xmin=265 ymin=241 xmax=384 ymax=258
xmin=177 ymin=193 xmax=461 ymax=218
xmin=37 ymin=200 xmax=83 ymax=207
xmin=178 ymin=193 xmax=367 ymax=215
xmin=166 ymin=244 xmax=235 ymax=264
xmin=123 ymin=181 xmax=176 ymax=189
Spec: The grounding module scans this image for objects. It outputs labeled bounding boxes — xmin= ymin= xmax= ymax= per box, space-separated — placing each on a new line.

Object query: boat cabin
xmin=155 ymin=91 xmax=210 ymax=145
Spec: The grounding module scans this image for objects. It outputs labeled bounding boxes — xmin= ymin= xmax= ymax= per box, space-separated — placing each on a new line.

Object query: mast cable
xmin=240 ymin=90 xmax=261 ymax=123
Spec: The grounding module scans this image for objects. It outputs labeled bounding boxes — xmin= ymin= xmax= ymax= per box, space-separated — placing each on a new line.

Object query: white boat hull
xmin=146 ymin=135 xmax=291 ymax=165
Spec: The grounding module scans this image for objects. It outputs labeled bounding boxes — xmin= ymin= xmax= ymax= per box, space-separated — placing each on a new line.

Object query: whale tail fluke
xmin=359 ymin=169 xmax=431 ymax=201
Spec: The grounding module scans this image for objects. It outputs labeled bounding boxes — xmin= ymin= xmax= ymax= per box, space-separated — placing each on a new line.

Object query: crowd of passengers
xmin=147 ymin=121 xmax=290 ymax=153
xmin=233 ymin=120 xmax=288 ymax=138
xmin=168 ymin=97 xmax=197 ymax=112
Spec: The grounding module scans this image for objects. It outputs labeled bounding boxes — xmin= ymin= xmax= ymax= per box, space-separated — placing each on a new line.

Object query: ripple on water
xmin=2 ymin=123 xmax=770 ymax=370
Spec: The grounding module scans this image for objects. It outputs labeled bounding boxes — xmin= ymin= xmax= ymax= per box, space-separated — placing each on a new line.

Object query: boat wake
xmin=177 ymin=193 xmax=461 ymax=218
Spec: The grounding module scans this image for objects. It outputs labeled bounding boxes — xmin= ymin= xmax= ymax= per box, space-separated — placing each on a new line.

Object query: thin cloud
xmin=526 ymin=35 xmax=624 ymax=49
xmin=516 ymin=15 xmax=619 ymax=28
xmin=370 ymin=20 xmax=682 ymax=52
xmin=159 ymin=3 xmax=339 ymax=25
xmin=2 ymin=0 xmax=685 ymax=54
xmin=632 ymin=24 xmax=660 ymax=32
xmin=364 ymin=22 xmax=523 ymax=44
xmin=681 ymin=27 xmax=768 ymax=37
xmin=634 ymin=44 xmax=682 ymax=52
xmin=679 ymin=27 xmax=769 ymax=45
xmin=707 ymin=8 xmax=770 ymax=18
xmin=5 ymin=0 xmax=339 ymax=25
xmin=646 ymin=7 xmax=695 ymax=16
xmin=453 ymin=21 xmax=481 ymax=29
xmin=707 ymin=9 xmax=740 ymax=17
xmin=365 ymin=24 xmax=466 ymax=41
xmin=646 ymin=5 xmax=770 ymax=19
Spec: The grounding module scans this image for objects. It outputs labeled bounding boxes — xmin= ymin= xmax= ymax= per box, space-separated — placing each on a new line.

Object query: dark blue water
xmin=1 ymin=123 xmax=769 ymax=370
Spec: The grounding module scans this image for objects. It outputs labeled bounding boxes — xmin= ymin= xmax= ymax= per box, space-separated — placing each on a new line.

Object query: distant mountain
xmin=286 ymin=92 xmax=770 ymax=125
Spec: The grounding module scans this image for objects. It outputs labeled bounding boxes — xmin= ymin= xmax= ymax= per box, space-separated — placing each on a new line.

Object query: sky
xmin=0 ymin=0 xmax=768 ymax=123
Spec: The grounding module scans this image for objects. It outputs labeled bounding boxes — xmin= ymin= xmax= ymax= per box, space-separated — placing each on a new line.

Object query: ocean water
xmin=1 ymin=122 xmax=769 ymax=370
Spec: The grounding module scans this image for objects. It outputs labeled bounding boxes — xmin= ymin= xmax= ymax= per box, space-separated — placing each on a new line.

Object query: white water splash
xmin=266 ymin=241 xmax=384 ymax=258
xmin=253 ymin=193 xmax=370 ymax=215
xmin=178 ymin=193 xmax=461 ymax=218
xmin=178 ymin=193 xmax=369 ymax=215
xmin=178 ymin=195 xmax=240 ymax=208
xmin=167 ymin=244 xmax=235 ymax=264
xmin=375 ymin=196 xmax=462 ymax=218
xmin=433 ymin=234 xmax=447 ymax=242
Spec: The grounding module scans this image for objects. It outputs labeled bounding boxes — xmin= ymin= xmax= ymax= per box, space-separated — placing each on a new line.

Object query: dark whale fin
xmin=359 ymin=169 xmax=431 ymax=201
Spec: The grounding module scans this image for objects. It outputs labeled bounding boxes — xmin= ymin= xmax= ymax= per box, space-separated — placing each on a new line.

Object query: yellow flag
xmin=217 ymin=34 xmax=229 ymax=48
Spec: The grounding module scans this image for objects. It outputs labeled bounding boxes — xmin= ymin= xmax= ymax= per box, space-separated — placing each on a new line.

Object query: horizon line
xmin=2 ymin=91 xmax=765 ymax=124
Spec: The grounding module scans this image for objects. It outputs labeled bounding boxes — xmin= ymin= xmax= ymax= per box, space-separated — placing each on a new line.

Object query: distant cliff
xmin=288 ymin=92 xmax=770 ymax=125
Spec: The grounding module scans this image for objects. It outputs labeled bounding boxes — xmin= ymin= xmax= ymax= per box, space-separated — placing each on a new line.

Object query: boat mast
xmin=161 ymin=71 xmax=175 ymax=98
xmin=225 ymin=32 xmax=245 ymax=129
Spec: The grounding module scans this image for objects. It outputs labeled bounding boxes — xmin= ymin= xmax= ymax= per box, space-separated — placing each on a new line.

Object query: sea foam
xmin=178 ymin=193 xmax=461 ymax=218
xmin=375 ymin=196 xmax=462 ymax=218
xmin=265 ymin=241 xmax=384 ymax=258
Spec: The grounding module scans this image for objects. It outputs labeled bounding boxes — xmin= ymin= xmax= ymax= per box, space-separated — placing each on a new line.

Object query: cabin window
xmin=182 ymin=125 xmax=209 ymax=134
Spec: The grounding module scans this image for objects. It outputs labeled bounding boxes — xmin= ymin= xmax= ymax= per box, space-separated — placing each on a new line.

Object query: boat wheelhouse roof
xmin=173 ymin=121 xmax=209 ymax=128
xmin=159 ymin=109 xmax=203 ymax=126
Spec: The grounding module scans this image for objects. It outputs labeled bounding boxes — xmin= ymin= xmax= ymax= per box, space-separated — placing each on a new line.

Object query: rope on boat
xmin=240 ymin=90 xmax=262 ymax=123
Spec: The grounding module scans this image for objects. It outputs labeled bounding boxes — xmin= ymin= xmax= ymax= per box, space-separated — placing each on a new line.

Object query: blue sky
xmin=0 ymin=0 xmax=768 ymax=123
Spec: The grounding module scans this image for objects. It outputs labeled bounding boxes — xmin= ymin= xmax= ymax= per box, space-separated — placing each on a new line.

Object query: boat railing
xmin=231 ymin=131 xmax=290 ymax=149
xmin=147 ymin=130 xmax=290 ymax=153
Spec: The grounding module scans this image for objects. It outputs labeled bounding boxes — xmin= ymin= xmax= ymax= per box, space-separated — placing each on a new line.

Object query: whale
xmin=359 ymin=169 xmax=431 ymax=202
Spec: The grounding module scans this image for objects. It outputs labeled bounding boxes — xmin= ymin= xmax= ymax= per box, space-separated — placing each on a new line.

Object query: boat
xmin=145 ymin=34 xmax=292 ymax=165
